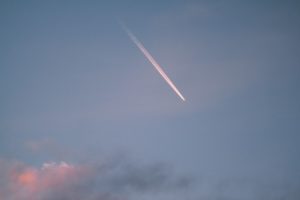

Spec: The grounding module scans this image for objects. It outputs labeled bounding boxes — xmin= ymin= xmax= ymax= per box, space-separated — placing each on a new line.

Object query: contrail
xmin=120 ymin=23 xmax=186 ymax=101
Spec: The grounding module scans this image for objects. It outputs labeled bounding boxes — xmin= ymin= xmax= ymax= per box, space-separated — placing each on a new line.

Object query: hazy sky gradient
xmin=1 ymin=1 xmax=300 ymax=199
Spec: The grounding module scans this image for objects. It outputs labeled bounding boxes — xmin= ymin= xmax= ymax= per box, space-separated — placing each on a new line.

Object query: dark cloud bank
xmin=1 ymin=157 xmax=300 ymax=200
xmin=0 ymin=157 xmax=192 ymax=200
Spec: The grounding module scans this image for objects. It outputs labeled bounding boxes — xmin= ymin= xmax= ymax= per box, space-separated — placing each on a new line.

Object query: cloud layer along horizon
xmin=0 ymin=159 xmax=192 ymax=200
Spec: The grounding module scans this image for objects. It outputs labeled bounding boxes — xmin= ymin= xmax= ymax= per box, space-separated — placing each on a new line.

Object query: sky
xmin=0 ymin=0 xmax=300 ymax=199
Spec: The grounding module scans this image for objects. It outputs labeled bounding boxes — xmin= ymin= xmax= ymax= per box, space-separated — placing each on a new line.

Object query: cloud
xmin=1 ymin=158 xmax=299 ymax=200
xmin=0 ymin=160 xmax=85 ymax=200
xmin=0 ymin=159 xmax=192 ymax=200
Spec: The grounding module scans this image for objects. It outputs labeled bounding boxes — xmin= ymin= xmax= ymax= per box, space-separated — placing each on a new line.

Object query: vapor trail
xmin=120 ymin=23 xmax=185 ymax=101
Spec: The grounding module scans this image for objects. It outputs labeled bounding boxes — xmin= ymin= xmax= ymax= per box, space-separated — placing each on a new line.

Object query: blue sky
xmin=1 ymin=1 xmax=300 ymax=199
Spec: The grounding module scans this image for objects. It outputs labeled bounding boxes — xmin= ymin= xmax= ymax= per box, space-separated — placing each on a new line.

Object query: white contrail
xmin=120 ymin=23 xmax=185 ymax=101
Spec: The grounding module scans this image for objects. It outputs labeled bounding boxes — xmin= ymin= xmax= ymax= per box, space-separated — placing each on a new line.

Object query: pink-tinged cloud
xmin=0 ymin=159 xmax=192 ymax=200
xmin=15 ymin=168 xmax=38 ymax=188
xmin=1 ymin=161 xmax=87 ymax=200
